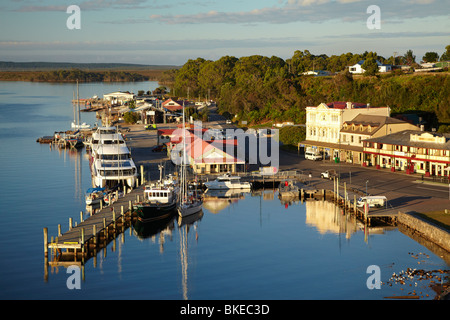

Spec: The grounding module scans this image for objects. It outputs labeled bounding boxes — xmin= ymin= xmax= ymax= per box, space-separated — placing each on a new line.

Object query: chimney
xmin=346 ymin=102 xmax=352 ymax=109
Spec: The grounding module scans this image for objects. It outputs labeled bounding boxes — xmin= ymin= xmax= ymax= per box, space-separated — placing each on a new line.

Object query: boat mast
xmin=76 ymin=79 xmax=80 ymax=127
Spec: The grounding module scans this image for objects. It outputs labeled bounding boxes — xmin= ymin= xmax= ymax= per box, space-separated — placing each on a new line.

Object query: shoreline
xmin=120 ymin=122 xmax=450 ymax=255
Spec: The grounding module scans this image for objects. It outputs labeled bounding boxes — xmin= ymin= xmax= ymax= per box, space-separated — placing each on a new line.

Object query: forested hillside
xmin=161 ymin=51 xmax=450 ymax=127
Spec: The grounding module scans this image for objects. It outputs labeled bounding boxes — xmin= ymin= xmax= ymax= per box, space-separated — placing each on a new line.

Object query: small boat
xmin=71 ymin=121 xmax=91 ymax=129
xmin=85 ymin=187 xmax=106 ymax=205
xmin=103 ymin=190 xmax=124 ymax=205
xmin=133 ymin=183 xmax=177 ymax=222
xmin=278 ymin=180 xmax=299 ymax=199
xmin=204 ymin=173 xmax=252 ymax=190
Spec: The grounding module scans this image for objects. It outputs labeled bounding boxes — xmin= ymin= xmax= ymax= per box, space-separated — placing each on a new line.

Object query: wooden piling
xmin=43 ymin=228 xmax=48 ymax=257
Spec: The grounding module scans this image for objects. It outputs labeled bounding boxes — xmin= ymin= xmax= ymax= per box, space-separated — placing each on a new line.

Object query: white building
xmin=103 ymin=91 xmax=135 ymax=105
xmin=348 ymin=60 xmax=392 ymax=74
xmin=300 ymin=101 xmax=391 ymax=161
xmin=305 ymin=102 xmax=390 ymax=144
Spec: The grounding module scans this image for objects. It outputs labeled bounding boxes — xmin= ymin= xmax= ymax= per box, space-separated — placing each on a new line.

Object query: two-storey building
xmin=363 ymin=130 xmax=450 ymax=176
xmin=302 ymin=101 xmax=390 ymax=162
xmin=339 ymin=114 xmax=418 ymax=164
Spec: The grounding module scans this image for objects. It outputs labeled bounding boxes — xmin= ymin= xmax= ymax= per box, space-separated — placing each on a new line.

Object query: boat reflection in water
xmin=132 ymin=213 xmax=176 ymax=254
xmin=202 ymin=189 xmax=248 ymax=214
xmin=178 ymin=209 xmax=204 ymax=300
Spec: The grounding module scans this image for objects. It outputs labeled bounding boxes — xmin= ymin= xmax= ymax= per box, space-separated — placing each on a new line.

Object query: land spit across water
xmin=0 ymin=61 xmax=178 ymax=82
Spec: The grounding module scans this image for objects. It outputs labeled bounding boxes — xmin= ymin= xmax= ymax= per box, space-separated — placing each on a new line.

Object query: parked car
xmin=321 ymin=169 xmax=337 ymax=180
xmin=145 ymin=124 xmax=157 ymax=130
xmin=356 ymin=196 xmax=387 ymax=208
xmin=152 ymin=145 xmax=166 ymax=152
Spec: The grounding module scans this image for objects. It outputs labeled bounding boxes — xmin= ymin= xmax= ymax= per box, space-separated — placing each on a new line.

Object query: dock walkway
xmin=44 ymin=185 xmax=144 ymax=262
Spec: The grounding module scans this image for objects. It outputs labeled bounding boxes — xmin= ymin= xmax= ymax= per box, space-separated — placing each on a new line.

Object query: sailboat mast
xmin=76 ymin=79 xmax=80 ymax=127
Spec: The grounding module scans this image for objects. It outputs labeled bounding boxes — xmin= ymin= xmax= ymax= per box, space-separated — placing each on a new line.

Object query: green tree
xmin=362 ymin=58 xmax=379 ymax=76
xmin=404 ymin=50 xmax=416 ymax=65
xmin=440 ymin=45 xmax=450 ymax=61
xmin=422 ymin=52 xmax=439 ymax=63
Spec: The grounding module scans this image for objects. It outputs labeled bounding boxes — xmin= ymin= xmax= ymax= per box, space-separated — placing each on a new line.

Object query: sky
xmin=0 ymin=0 xmax=449 ymax=66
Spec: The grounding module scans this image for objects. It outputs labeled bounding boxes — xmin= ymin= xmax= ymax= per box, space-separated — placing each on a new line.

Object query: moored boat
xmin=278 ymin=180 xmax=299 ymax=199
xmin=85 ymin=187 xmax=106 ymax=205
xmin=134 ymin=183 xmax=177 ymax=222
xmin=204 ymin=173 xmax=251 ymax=190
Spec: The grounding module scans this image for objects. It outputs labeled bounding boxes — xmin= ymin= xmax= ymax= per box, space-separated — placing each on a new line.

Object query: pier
xmin=43 ymin=182 xmax=145 ymax=279
xmin=298 ymin=177 xmax=398 ymax=227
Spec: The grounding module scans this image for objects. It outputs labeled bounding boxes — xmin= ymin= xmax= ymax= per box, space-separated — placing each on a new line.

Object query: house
xmin=162 ymin=99 xmax=184 ymax=112
xmin=301 ymin=70 xmax=332 ymax=76
xmin=167 ymin=128 xmax=246 ymax=174
xmin=348 ymin=60 xmax=392 ymax=74
xmin=103 ymin=91 xmax=135 ymax=105
xmin=363 ymin=130 xmax=450 ymax=176
xmin=300 ymin=101 xmax=391 ymax=162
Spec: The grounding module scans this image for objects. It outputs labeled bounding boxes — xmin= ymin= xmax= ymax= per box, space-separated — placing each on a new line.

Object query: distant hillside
xmin=0 ymin=61 xmax=179 ymax=71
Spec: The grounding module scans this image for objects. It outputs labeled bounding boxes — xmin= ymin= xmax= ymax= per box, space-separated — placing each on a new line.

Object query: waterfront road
xmin=121 ymin=121 xmax=450 ymax=215
xmin=279 ymin=149 xmax=450 ymax=215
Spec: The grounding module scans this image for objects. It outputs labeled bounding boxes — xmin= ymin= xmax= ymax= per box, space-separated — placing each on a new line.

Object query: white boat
xmin=91 ymin=144 xmax=137 ymax=188
xmin=87 ymin=126 xmax=125 ymax=150
xmin=177 ymin=102 xmax=202 ymax=218
xmin=71 ymin=121 xmax=91 ymax=129
xmin=204 ymin=173 xmax=252 ymax=190
xmin=85 ymin=187 xmax=106 ymax=205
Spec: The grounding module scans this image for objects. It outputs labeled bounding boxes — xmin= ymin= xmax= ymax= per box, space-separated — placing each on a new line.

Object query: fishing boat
xmin=278 ymin=180 xmax=299 ymax=199
xmin=85 ymin=187 xmax=106 ymax=205
xmin=133 ymin=182 xmax=177 ymax=222
xmin=177 ymin=102 xmax=202 ymax=218
xmin=204 ymin=173 xmax=251 ymax=190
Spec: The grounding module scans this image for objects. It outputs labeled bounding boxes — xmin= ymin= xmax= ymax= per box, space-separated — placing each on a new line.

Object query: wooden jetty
xmin=302 ymin=177 xmax=398 ymax=227
xmin=43 ymin=183 xmax=145 ymax=271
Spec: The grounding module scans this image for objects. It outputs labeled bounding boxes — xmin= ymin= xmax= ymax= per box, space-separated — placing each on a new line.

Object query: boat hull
xmin=204 ymin=183 xmax=251 ymax=190
xmin=177 ymin=202 xmax=202 ymax=218
xmin=134 ymin=201 xmax=176 ymax=222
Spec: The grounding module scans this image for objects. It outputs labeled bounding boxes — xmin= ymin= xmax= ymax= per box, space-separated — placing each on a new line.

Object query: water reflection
xmin=305 ymin=200 xmax=357 ymax=237
xmin=202 ymin=189 xmax=247 ymax=214
xmin=178 ymin=210 xmax=203 ymax=300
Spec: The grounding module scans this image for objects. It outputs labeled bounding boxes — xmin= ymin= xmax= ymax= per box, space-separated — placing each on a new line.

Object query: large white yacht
xmin=87 ymin=126 xmax=126 ymax=152
xmin=91 ymin=143 xmax=137 ymax=188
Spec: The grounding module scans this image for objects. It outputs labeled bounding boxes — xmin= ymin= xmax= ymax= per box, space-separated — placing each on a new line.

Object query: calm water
xmin=0 ymin=81 xmax=448 ymax=301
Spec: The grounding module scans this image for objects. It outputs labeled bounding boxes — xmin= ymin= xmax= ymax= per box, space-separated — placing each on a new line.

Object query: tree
xmin=404 ymin=50 xmax=416 ymax=65
xmin=362 ymin=58 xmax=379 ymax=76
xmin=422 ymin=52 xmax=439 ymax=63
xmin=440 ymin=45 xmax=450 ymax=61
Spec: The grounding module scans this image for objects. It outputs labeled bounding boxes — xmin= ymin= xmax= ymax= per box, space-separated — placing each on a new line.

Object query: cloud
xmin=14 ymin=0 xmax=150 ymax=12
xmin=144 ymin=0 xmax=449 ymax=25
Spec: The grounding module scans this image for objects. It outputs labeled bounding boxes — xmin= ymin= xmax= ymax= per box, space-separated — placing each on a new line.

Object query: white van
xmin=305 ymin=150 xmax=322 ymax=161
xmin=357 ymin=196 xmax=387 ymax=208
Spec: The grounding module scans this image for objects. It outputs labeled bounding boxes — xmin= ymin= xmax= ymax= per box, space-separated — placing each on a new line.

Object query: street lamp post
xmin=366 ymin=180 xmax=369 ymax=196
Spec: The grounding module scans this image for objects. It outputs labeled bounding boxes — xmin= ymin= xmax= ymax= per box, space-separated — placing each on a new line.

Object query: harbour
xmin=1 ymin=80 xmax=449 ymax=300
